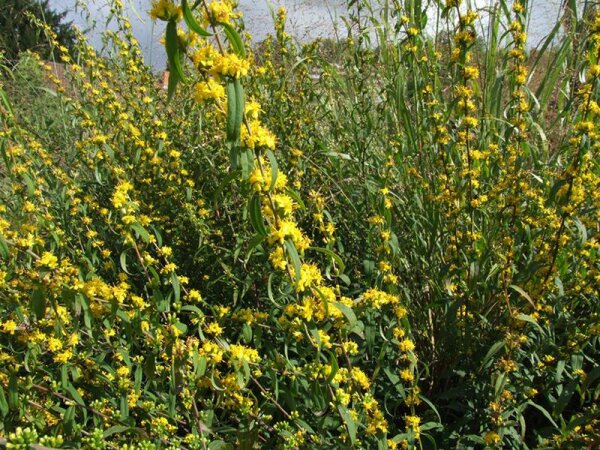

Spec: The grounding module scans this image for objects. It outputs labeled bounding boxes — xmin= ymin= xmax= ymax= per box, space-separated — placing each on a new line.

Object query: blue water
xmin=47 ymin=0 xmax=566 ymax=71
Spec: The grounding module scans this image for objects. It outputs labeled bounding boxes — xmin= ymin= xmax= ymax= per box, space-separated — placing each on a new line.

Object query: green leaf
xmin=284 ymin=240 xmax=302 ymax=288
xmin=166 ymin=20 xmax=185 ymax=97
xmin=171 ymin=273 xmax=181 ymax=303
xmin=181 ymin=304 xmax=204 ymax=315
xmin=516 ymin=313 xmax=544 ymax=334
xmin=332 ymin=301 xmax=356 ymax=327
xmin=22 ymin=173 xmax=35 ymax=195
xmin=245 ymin=234 xmax=265 ymax=262
xmin=494 ymin=372 xmax=506 ymax=397
xmin=267 ymin=272 xmax=282 ymax=307
xmin=248 ymin=195 xmax=267 ymax=237
xmin=419 ymin=393 xmax=442 ymax=423
xmin=130 ymin=223 xmax=150 ymax=243
xmin=553 ymin=381 xmax=577 ymax=417
xmin=174 ymin=322 xmax=188 ymax=335
xmin=194 ymin=354 xmax=207 ymax=377
xmin=527 ymin=401 xmax=559 ymax=429
xmin=8 ymin=374 xmax=18 ymax=410
xmin=235 ymin=78 xmax=245 ymax=139
xmin=0 ymin=385 xmax=8 ymax=417
xmin=226 ymin=80 xmax=240 ymax=143
xmin=337 ymin=405 xmax=357 ymax=444
xmin=63 ymin=405 xmax=76 ymax=434
xmin=241 ymin=323 xmax=252 ymax=343
xmin=309 ymin=246 xmax=345 ymax=273
xmin=209 ymin=441 xmax=233 ymax=450
xmin=240 ymin=147 xmax=252 ymax=180
xmin=326 ymin=351 xmax=339 ymax=383
xmin=120 ymin=393 xmax=129 ymax=419
xmin=0 ymin=234 xmax=9 ymax=259
xmin=219 ymin=21 xmax=246 ymax=57
xmin=182 ymin=0 xmax=212 ymax=36
xmin=480 ymin=340 xmax=505 ymax=370
xmin=265 ymin=149 xmax=279 ymax=191
xmin=65 ymin=383 xmax=85 ymax=406
xmin=30 ymin=286 xmax=46 ymax=319
xmin=120 ymin=250 xmax=131 ymax=275
xmin=167 ymin=66 xmax=180 ymax=101
xmin=103 ymin=425 xmax=131 ymax=439
xmin=509 ymin=285 xmax=535 ymax=308
xmin=225 ymin=81 xmax=244 ymax=148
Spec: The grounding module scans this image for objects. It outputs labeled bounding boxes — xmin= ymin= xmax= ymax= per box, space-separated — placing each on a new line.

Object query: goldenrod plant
xmin=0 ymin=0 xmax=599 ymax=448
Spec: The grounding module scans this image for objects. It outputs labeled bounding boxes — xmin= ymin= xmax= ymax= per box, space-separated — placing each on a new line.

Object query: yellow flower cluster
xmin=241 ymin=118 xmax=277 ymax=150
xmin=212 ymin=53 xmax=250 ymax=79
xmin=149 ymin=0 xmax=181 ymax=21
xmin=204 ymin=0 xmax=235 ymax=25
xmin=194 ymin=78 xmax=225 ymax=102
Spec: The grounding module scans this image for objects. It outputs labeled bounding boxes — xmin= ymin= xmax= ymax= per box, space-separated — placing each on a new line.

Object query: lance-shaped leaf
xmin=219 ymin=21 xmax=246 ymax=57
xmin=265 ymin=149 xmax=279 ymax=191
xmin=165 ymin=20 xmax=186 ymax=98
xmin=225 ymin=78 xmax=244 ymax=143
xmin=182 ymin=0 xmax=212 ymax=36
xmin=249 ymin=194 xmax=268 ymax=237
xmin=284 ymin=240 xmax=302 ymax=289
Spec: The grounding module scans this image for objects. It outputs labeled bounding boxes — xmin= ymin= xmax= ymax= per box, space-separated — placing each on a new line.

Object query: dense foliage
xmin=0 ymin=0 xmax=77 ymax=63
xmin=0 ymin=0 xmax=599 ymax=448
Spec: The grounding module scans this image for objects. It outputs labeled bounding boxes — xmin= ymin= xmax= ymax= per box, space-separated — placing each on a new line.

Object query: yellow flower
xmin=241 ymin=119 xmax=276 ymax=150
xmin=229 ymin=344 xmax=260 ymax=364
xmin=395 ymin=306 xmax=408 ymax=319
xmin=212 ymin=53 xmax=250 ymax=79
xmin=112 ymin=181 xmax=133 ymax=208
xmin=192 ymin=43 xmax=218 ymax=69
xmin=484 ymin=431 xmax=501 ymax=444
xmin=399 ymin=338 xmax=415 ymax=353
xmin=117 ymin=366 xmax=130 ymax=378
xmin=1 ymin=320 xmax=17 ymax=334
xmin=405 ymin=415 xmax=421 ymax=438
xmin=341 ymin=341 xmax=359 ymax=355
xmin=362 ymin=288 xmax=398 ymax=308
xmin=38 ymin=251 xmax=58 ymax=269
xmin=317 ymin=330 xmax=332 ymax=349
xmin=205 ymin=0 xmax=233 ymax=24
xmin=295 ymin=263 xmax=323 ymax=293
xmin=351 ymin=367 xmax=371 ymax=390
xmin=150 ymin=0 xmax=181 ymax=21
xmin=187 ymin=289 xmax=203 ymax=303
xmin=269 ymin=246 xmax=287 ymax=270
xmin=194 ymin=79 xmax=225 ymax=103
xmin=268 ymin=220 xmax=310 ymax=251
xmin=47 ymin=337 xmax=63 ymax=352
xmin=53 ymin=349 xmax=73 ymax=364
xmin=336 ymin=388 xmax=351 ymax=406
xmin=204 ymin=322 xmax=223 ymax=336
xmin=270 ymin=193 xmax=295 ymax=216
xmin=400 ymin=368 xmax=414 ymax=382
xmin=161 ymin=262 xmax=177 ymax=274
xmin=249 ymin=166 xmax=288 ymax=192
xmin=245 ymin=100 xmax=262 ymax=120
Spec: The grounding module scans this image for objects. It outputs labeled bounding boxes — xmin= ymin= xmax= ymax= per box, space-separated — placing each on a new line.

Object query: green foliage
xmin=0 ymin=0 xmax=599 ymax=448
xmin=0 ymin=53 xmax=73 ymax=152
xmin=0 ymin=0 xmax=77 ymax=63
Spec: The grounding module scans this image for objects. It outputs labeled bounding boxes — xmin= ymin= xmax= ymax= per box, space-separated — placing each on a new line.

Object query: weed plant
xmin=0 ymin=0 xmax=599 ymax=448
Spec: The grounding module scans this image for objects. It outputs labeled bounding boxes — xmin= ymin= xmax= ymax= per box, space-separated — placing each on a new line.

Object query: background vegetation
xmin=0 ymin=0 xmax=77 ymax=63
xmin=0 ymin=0 xmax=599 ymax=448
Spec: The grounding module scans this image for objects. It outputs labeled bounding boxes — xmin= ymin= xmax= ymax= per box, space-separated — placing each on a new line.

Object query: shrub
xmin=0 ymin=0 xmax=599 ymax=448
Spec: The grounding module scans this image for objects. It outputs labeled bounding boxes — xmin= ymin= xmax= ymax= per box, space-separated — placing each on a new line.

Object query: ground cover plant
xmin=0 ymin=0 xmax=599 ymax=448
